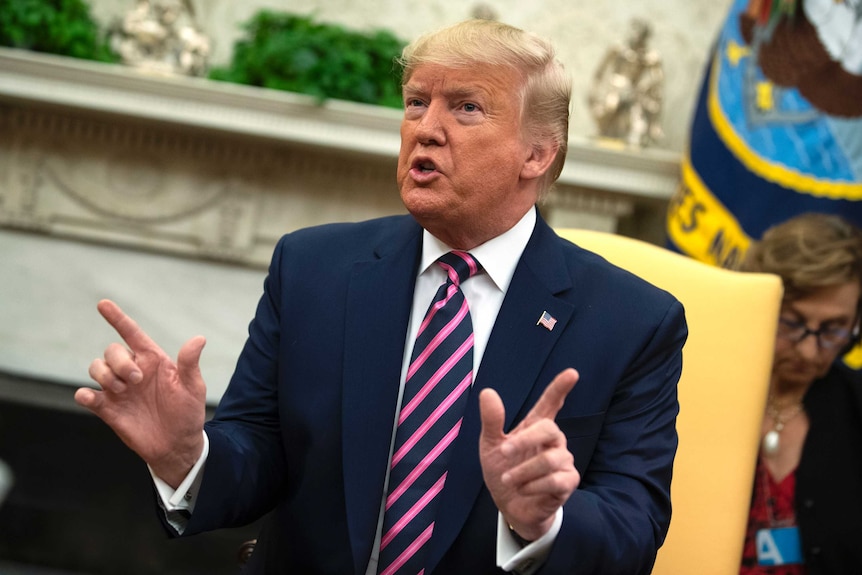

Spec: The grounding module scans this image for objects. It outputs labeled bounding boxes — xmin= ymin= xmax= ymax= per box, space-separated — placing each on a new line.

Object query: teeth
xmin=418 ymin=162 xmax=435 ymax=171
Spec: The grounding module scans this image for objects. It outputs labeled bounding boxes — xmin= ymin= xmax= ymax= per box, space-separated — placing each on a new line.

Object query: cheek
xmin=818 ymin=348 xmax=844 ymax=367
xmin=396 ymin=156 xmax=408 ymax=183
xmin=773 ymin=337 xmax=791 ymax=354
xmin=771 ymin=345 xmax=793 ymax=369
xmin=460 ymin=141 xmax=523 ymax=183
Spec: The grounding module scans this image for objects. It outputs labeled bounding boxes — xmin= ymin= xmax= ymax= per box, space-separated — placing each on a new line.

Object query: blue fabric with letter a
xmin=756 ymin=527 xmax=803 ymax=566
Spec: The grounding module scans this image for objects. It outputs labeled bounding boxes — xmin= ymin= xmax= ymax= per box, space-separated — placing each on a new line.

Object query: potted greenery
xmin=208 ymin=12 xmax=406 ymax=109
xmin=1 ymin=4 xmax=405 ymax=110
xmin=0 ymin=0 xmax=117 ymax=62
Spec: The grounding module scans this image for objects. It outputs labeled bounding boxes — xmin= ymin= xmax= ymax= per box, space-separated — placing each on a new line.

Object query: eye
xmin=822 ymin=323 xmax=852 ymax=336
xmin=462 ymin=102 xmax=480 ymax=113
xmin=405 ymin=98 xmax=426 ymax=109
xmin=778 ymin=316 xmax=803 ymax=328
xmin=823 ymin=326 xmax=850 ymax=337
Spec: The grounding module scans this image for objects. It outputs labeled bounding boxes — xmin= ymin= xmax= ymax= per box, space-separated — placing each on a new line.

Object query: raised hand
xmin=75 ymin=299 xmax=207 ymax=488
xmin=479 ymin=368 xmax=580 ymax=542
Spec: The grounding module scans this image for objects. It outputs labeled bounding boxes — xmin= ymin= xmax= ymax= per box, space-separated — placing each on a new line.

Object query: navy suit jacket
xmin=184 ymin=211 xmax=686 ymax=574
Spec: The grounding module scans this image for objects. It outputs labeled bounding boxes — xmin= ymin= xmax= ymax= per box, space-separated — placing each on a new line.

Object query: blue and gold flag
xmin=666 ymin=0 xmax=862 ymax=269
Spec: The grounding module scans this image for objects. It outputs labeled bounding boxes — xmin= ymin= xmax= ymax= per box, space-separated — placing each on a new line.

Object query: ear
xmin=520 ymin=139 xmax=559 ymax=182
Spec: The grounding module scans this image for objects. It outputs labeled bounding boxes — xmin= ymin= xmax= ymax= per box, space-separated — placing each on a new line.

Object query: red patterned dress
xmin=740 ymin=456 xmax=806 ymax=574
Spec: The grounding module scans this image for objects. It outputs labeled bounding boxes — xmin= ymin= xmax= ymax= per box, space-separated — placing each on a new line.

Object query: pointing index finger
xmin=523 ymin=368 xmax=578 ymax=426
xmin=97 ymin=299 xmax=158 ymax=353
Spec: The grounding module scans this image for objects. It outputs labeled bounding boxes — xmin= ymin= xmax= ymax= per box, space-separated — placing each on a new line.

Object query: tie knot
xmin=437 ymin=251 xmax=482 ymax=287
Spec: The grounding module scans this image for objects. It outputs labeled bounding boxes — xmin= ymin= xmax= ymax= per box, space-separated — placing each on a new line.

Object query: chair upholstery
xmin=554 ymin=228 xmax=783 ymax=575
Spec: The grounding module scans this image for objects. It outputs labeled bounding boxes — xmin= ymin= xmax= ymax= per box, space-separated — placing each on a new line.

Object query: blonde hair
xmin=742 ymin=213 xmax=862 ymax=308
xmin=398 ymin=19 xmax=571 ymax=199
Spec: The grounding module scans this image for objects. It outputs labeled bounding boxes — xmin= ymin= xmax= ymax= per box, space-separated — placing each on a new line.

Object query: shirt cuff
xmin=496 ymin=507 xmax=563 ymax=575
xmin=149 ymin=431 xmax=209 ymax=532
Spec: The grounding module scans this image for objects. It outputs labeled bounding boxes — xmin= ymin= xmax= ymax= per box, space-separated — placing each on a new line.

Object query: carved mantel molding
xmin=0 ymin=47 xmax=680 ymax=267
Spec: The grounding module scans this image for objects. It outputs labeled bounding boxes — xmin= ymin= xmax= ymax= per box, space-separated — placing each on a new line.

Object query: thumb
xmin=74 ymin=386 xmax=103 ymax=412
xmin=177 ymin=335 xmax=207 ymax=387
xmin=479 ymin=387 xmax=507 ymax=446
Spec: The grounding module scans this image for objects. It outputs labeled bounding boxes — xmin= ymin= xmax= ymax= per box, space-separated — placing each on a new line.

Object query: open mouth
xmin=413 ymin=159 xmax=437 ymax=173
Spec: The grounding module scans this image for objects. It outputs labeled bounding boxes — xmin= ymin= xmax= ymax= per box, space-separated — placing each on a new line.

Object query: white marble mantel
xmin=0 ymin=48 xmax=405 ymax=159
xmin=0 ymin=47 xmax=680 ymax=402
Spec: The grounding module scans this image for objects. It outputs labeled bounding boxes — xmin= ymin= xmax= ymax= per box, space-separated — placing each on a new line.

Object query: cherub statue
xmin=111 ymin=0 xmax=210 ymax=77
xmin=587 ymin=19 xmax=665 ymax=147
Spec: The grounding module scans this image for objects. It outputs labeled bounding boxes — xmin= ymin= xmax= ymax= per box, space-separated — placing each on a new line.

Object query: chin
xmin=401 ymin=188 xmax=445 ymax=218
xmin=777 ymin=368 xmax=824 ymax=388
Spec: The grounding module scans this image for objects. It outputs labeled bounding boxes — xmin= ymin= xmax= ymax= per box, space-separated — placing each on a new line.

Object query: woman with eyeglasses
xmin=738 ymin=213 xmax=862 ymax=574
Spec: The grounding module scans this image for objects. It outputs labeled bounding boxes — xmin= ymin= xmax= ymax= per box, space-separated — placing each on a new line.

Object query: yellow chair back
xmin=554 ymin=228 xmax=782 ymax=575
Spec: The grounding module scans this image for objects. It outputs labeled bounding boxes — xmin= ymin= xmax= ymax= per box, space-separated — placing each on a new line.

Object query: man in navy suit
xmin=78 ymin=18 xmax=686 ymax=574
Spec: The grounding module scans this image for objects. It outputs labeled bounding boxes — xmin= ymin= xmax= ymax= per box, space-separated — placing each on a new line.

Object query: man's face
xmin=397 ymin=63 xmax=544 ymax=249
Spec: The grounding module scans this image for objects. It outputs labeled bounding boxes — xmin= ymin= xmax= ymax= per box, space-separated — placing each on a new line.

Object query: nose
xmin=794 ymin=331 xmax=821 ymax=359
xmin=414 ymin=102 xmax=446 ymax=146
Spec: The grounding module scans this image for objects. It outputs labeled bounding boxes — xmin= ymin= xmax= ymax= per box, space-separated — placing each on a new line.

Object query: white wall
xmin=0 ymin=229 xmax=263 ymax=404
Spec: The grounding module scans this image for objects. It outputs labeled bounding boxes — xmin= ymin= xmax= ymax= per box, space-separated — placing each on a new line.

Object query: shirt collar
xmin=419 ymin=208 xmax=536 ymax=292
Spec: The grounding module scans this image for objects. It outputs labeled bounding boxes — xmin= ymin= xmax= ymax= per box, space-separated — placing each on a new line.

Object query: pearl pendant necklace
xmin=762 ymin=427 xmax=783 ymax=456
xmin=762 ymin=399 xmax=803 ymax=457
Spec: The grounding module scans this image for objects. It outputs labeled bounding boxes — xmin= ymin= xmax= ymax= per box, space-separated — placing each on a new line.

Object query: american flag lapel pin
xmin=537 ymin=311 xmax=557 ymax=331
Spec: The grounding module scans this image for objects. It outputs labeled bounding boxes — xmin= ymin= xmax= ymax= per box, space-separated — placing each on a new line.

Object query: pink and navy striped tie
xmin=377 ymin=250 xmax=482 ymax=575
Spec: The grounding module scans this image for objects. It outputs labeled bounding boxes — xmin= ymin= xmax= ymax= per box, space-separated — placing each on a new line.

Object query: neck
xmin=768 ymin=378 xmax=809 ymax=408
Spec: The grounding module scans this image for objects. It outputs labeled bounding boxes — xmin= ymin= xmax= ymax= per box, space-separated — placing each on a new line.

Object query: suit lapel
xmin=342 ymin=220 xmax=422 ymax=574
xmin=426 ymin=216 xmax=577 ymax=571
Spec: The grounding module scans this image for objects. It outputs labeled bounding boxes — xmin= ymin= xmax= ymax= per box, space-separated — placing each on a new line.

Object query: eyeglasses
xmin=777 ymin=317 xmax=855 ymax=350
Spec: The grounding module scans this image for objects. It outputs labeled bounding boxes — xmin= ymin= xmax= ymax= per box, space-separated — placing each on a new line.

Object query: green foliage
xmin=0 ymin=0 xmax=117 ymax=62
xmin=209 ymin=12 xmax=406 ymax=109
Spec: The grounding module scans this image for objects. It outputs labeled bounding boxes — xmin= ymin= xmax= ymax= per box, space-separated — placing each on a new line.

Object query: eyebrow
xmin=403 ymin=83 xmax=488 ymax=101
xmin=782 ymin=306 xmax=854 ymax=326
